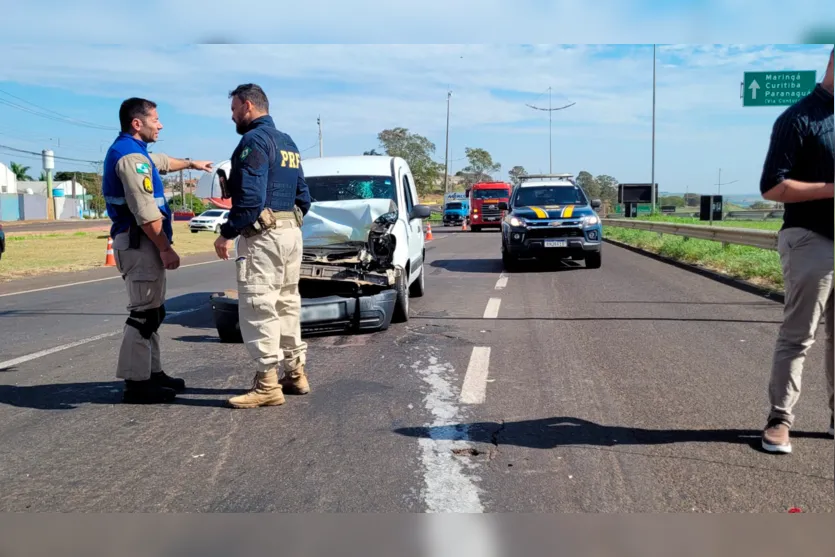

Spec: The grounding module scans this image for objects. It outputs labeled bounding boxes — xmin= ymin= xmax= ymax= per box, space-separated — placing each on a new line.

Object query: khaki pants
xmin=113 ymin=233 xmax=166 ymax=381
xmin=236 ymin=222 xmax=307 ymax=373
xmin=768 ymin=227 xmax=834 ymax=427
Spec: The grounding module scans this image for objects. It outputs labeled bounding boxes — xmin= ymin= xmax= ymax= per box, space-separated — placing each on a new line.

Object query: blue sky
xmin=0 ymin=43 xmax=831 ymax=196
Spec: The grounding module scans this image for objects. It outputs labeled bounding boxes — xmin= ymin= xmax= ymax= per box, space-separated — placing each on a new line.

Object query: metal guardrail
xmin=601 ymin=218 xmax=779 ymax=250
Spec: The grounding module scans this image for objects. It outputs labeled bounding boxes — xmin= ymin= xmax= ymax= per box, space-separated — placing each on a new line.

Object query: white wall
xmin=24 ymin=180 xmax=88 ymax=197
xmin=0 ymin=162 xmax=18 ymax=194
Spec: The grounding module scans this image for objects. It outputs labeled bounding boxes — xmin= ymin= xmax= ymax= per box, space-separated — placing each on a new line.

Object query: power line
xmin=0 ymin=143 xmax=103 ymax=164
xmin=0 ymin=90 xmax=116 ymax=131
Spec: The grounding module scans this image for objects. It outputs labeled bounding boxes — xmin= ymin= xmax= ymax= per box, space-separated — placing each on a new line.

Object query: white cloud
xmin=0 ymin=43 xmax=830 ymax=194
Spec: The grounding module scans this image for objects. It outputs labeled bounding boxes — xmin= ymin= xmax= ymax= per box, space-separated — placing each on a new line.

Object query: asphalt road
xmin=0 ymin=229 xmax=831 ymax=512
xmin=1 ymin=219 xmax=112 ymax=235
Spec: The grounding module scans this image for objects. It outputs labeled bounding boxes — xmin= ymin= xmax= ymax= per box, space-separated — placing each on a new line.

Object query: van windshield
xmin=306 ymin=175 xmax=396 ymax=202
xmin=514 ymin=185 xmax=588 ymax=207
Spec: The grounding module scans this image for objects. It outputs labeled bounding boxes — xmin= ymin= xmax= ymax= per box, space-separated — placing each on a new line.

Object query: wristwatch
xmin=184 ymin=157 xmax=193 ymax=170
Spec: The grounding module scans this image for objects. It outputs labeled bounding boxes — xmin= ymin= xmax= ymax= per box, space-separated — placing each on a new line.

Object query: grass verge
xmin=1 ymin=222 xmax=217 ymax=282
xmin=620 ymin=214 xmax=783 ymax=231
xmin=603 ymin=224 xmax=783 ymax=291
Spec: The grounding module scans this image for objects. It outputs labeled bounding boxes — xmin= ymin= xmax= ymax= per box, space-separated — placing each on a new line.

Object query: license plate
xmin=302 ymin=302 xmax=346 ymax=323
xmin=544 ymin=240 xmax=567 ymax=248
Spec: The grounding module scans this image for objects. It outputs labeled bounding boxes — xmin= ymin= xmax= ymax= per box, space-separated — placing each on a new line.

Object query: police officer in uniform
xmin=213 ymin=84 xmax=311 ymax=409
xmin=103 ymin=97 xmax=213 ymax=403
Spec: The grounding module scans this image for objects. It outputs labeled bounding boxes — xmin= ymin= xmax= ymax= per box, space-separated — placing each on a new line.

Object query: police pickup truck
xmin=499 ymin=174 xmax=603 ymax=270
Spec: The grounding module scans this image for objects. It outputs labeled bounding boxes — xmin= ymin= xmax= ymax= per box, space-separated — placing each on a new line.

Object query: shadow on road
xmin=430 ymin=258 xmax=585 ymax=274
xmin=0 ymin=381 xmax=246 ymax=410
xmin=394 ymin=416 xmax=830 ymax=451
xmin=430 ymin=259 xmax=504 ymax=274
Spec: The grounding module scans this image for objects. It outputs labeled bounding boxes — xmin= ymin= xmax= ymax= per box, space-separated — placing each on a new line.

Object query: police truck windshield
xmin=305 ymin=176 xmax=397 ymax=202
xmin=514 ymin=186 xmax=588 ymax=207
xmin=472 ymin=188 xmax=509 ymax=199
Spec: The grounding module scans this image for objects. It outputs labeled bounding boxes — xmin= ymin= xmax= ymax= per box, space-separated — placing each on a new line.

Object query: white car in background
xmin=189 ymin=209 xmax=229 ymax=234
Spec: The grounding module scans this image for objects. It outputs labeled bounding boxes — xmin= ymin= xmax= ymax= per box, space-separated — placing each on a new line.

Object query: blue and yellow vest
xmin=102 ymin=132 xmax=173 ymax=243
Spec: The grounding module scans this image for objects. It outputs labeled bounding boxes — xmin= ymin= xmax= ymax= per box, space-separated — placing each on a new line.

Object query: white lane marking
xmin=0 ymin=306 xmax=204 ymax=369
xmin=483 ymin=298 xmax=501 ymax=319
xmin=494 ymin=273 xmax=508 ymax=290
xmin=0 ymin=259 xmax=225 ymax=299
xmin=413 ymin=349 xmax=484 ymax=513
xmin=460 ymin=347 xmax=491 ymax=405
xmin=0 ymin=331 xmax=120 ymax=369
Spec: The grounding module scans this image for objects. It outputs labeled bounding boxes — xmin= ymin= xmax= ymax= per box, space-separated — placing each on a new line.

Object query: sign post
xmin=742 ymin=71 xmax=817 ymax=107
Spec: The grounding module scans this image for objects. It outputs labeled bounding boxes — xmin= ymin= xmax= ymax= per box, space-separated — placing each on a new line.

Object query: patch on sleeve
xmin=240 ymin=146 xmax=251 ymax=161
xmin=135 ymin=162 xmax=151 ymax=175
xmin=142 ymin=176 xmax=153 ymax=193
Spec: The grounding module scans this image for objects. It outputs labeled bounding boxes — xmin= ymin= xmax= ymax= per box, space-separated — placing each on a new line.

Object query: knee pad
xmin=126 ymin=308 xmax=162 ymax=339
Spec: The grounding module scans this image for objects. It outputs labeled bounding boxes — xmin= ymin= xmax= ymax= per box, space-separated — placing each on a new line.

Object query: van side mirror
xmin=409 ymin=205 xmax=432 ymax=220
xmin=591 ymin=199 xmax=602 ymax=209
xmin=498 ymin=202 xmax=509 ymax=211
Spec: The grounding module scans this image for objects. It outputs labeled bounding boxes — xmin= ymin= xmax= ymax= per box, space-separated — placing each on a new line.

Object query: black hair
xmin=119 ymin=98 xmax=157 ymax=133
xmin=229 ymin=83 xmax=269 ymax=112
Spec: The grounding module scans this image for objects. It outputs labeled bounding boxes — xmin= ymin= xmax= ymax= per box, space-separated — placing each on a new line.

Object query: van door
xmin=398 ymin=165 xmax=423 ymax=282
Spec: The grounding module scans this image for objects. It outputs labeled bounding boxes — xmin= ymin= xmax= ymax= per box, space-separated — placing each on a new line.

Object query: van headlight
xmin=508 ymin=216 xmax=527 ymax=227
xmin=582 ymin=215 xmax=599 ymax=227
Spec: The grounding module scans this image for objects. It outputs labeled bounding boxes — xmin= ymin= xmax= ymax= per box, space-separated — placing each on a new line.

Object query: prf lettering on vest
xmin=280 ymin=150 xmax=301 ymax=169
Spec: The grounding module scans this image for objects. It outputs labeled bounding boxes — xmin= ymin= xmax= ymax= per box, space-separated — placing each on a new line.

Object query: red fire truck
xmin=465 ymin=181 xmax=513 ymax=231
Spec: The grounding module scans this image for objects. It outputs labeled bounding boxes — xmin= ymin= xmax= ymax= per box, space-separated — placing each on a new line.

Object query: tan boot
xmin=228 ymin=369 xmax=285 ymax=408
xmin=279 ymin=365 xmax=310 ymax=395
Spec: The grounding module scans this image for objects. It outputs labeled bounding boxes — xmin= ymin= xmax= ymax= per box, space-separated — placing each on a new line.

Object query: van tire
xmin=409 ymin=264 xmax=425 ymax=298
xmin=392 ymin=268 xmax=409 ymax=323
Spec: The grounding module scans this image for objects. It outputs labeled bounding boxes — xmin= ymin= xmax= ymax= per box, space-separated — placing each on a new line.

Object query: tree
xmin=10 ymin=162 xmax=33 ymax=181
xmin=659 ymin=195 xmax=685 ymax=207
xmin=750 ymin=201 xmax=776 ymax=210
xmin=461 ymin=147 xmax=500 ymax=185
xmin=169 ymin=193 xmax=206 ymax=214
xmin=595 ymin=174 xmax=619 ymax=205
xmin=508 ymin=166 xmax=528 ymax=187
xmin=376 ymin=127 xmax=443 ymax=195
xmin=576 ymin=171 xmax=601 ymax=199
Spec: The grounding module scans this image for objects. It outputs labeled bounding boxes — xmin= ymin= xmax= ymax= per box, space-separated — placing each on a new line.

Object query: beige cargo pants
xmin=236 ymin=221 xmax=307 ymax=374
xmin=768 ymin=227 xmax=834 ymax=427
xmin=112 ymin=233 xmax=166 ymax=381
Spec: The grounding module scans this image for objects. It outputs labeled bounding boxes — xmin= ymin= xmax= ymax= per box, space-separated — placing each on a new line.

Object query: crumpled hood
xmin=302 ymin=199 xmax=398 ymax=247
xmin=513 ymin=204 xmax=594 ymax=220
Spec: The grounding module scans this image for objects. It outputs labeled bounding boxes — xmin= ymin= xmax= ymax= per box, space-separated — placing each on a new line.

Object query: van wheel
xmin=392 ymin=268 xmax=409 ymax=323
xmin=409 ymin=264 xmax=425 ymax=298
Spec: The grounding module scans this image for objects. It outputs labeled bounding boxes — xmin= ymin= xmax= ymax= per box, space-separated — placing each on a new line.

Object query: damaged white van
xmin=211 ymin=155 xmax=432 ymax=339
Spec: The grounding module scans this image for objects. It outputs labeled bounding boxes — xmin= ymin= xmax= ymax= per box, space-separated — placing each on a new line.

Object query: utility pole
xmin=180 ymin=169 xmax=185 ymax=211
xmin=317 ymin=116 xmax=323 ymax=157
xmin=651 ymin=44 xmax=657 ymax=213
xmin=526 ymin=89 xmax=575 ymax=175
xmin=443 ymin=90 xmax=451 ymax=195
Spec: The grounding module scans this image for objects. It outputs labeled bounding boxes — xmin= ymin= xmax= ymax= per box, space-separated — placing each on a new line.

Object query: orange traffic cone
xmin=104 ymin=237 xmax=116 ymax=267
xmin=425 ymin=223 xmax=434 ymax=241
xmin=461 ymin=220 xmax=468 ymax=231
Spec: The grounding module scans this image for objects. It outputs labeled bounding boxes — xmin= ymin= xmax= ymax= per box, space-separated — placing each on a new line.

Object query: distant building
xmin=24 ymin=180 xmax=88 ymax=197
xmin=0 ymin=162 xmax=18 ymax=194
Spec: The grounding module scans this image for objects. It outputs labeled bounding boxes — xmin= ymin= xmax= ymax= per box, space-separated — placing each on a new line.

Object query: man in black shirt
xmin=759 ymin=47 xmax=834 ymax=454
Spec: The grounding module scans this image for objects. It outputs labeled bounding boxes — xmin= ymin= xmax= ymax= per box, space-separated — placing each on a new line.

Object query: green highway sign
xmin=742 ymin=71 xmax=817 ymax=107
